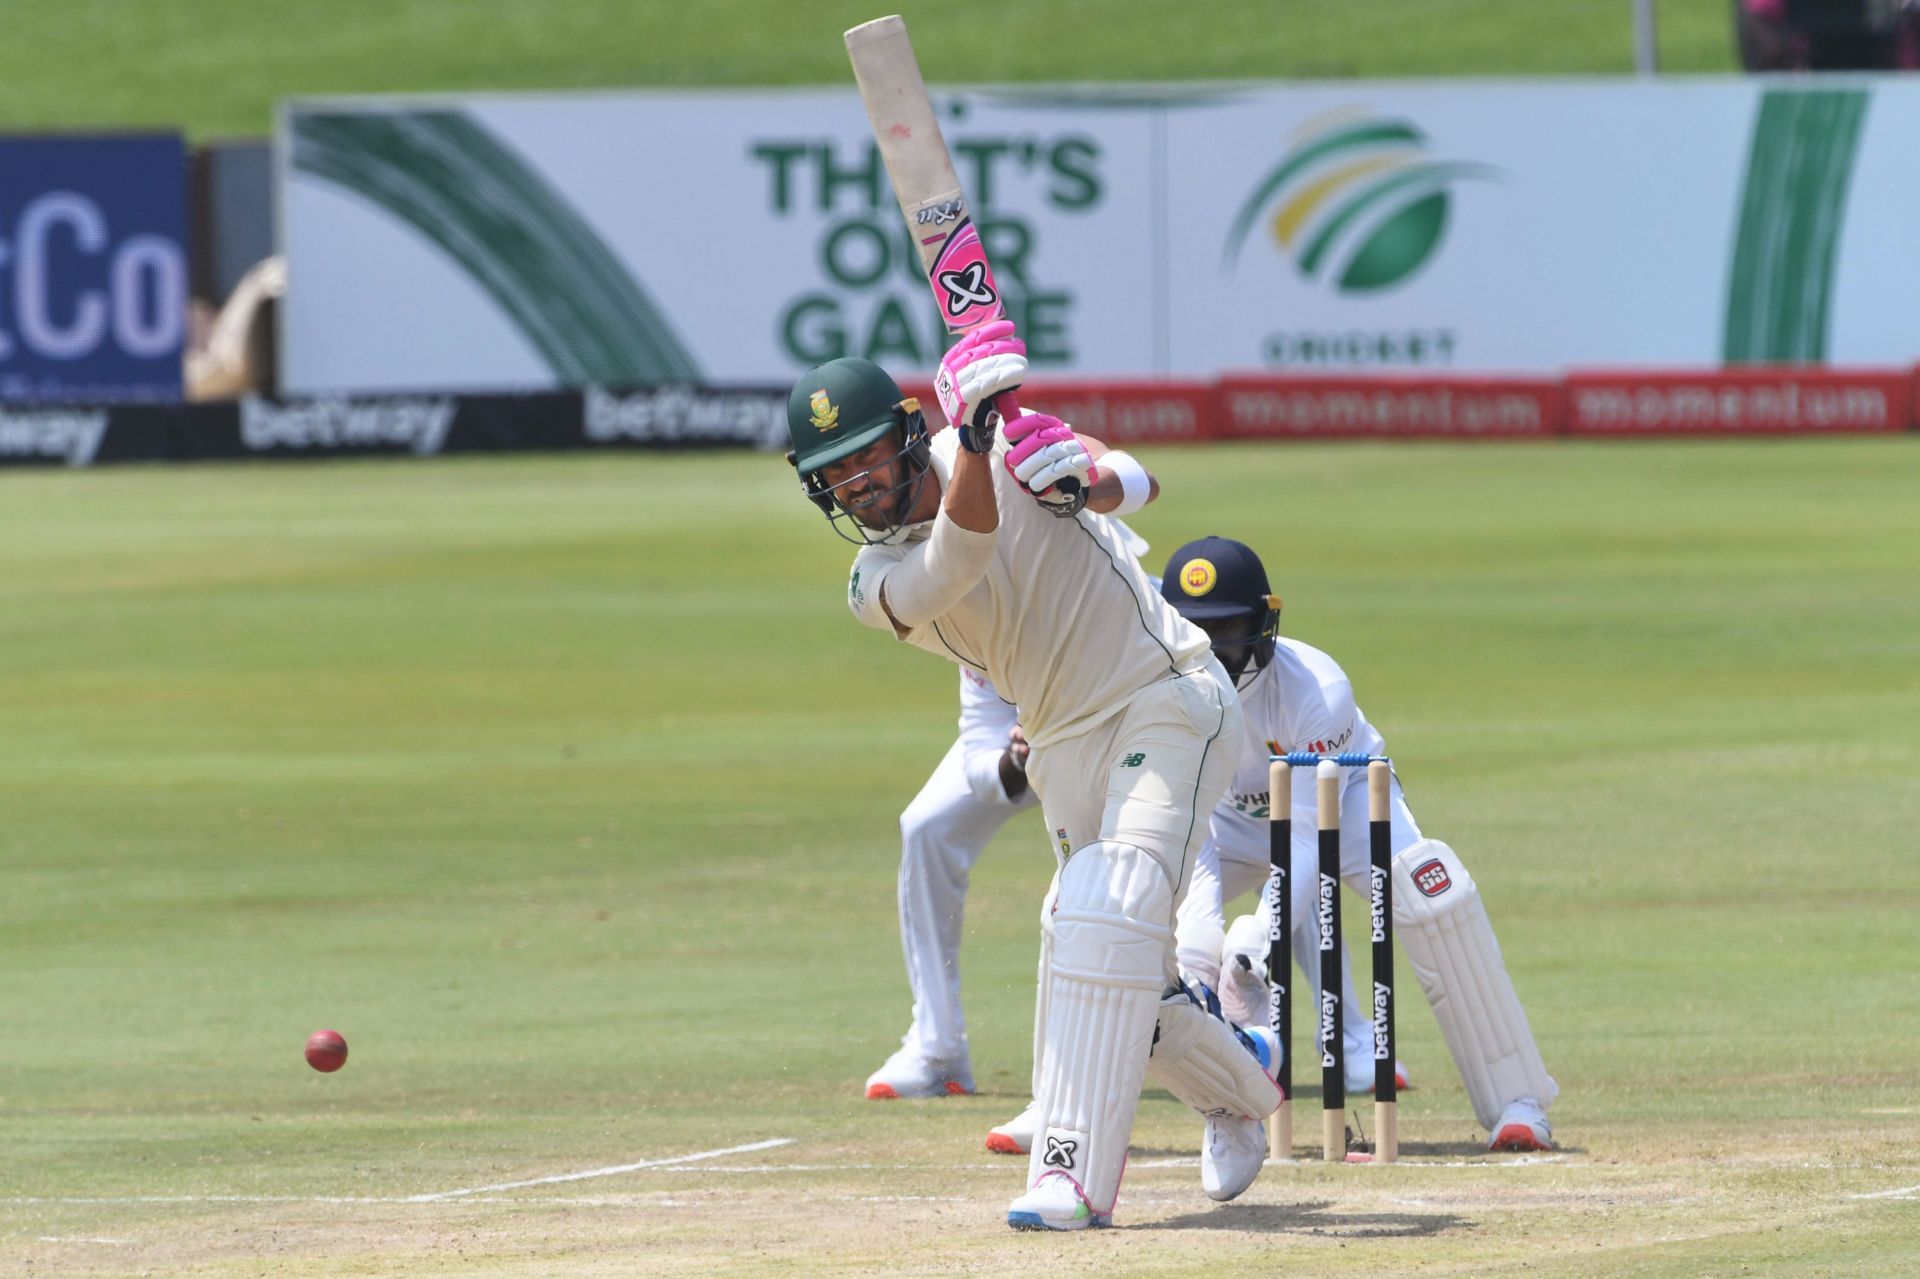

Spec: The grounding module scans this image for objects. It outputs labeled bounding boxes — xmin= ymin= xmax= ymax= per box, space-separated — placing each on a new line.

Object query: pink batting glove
xmin=935 ymin=320 xmax=1028 ymax=447
xmin=1003 ymin=412 xmax=1098 ymax=497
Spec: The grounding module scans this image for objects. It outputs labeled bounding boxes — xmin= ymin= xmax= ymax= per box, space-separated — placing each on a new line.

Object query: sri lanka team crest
xmin=809 ymin=389 xmax=839 ymax=432
xmin=1179 ymin=557 xmax=1218 ymax=596
xmin=1222 ymin=110 xmax=1496 ymax=293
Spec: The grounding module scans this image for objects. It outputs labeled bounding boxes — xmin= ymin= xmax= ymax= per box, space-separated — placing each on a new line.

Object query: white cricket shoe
xmin=986 ymin=1099 xmax=1040 ymax=1154
xmin=1488 ymin=1097 xmax=1554 ymax=1152
xmin=863 ymin=1041 xmax=974 ymax=1100
xmin=1007 ymin=1171 xmax=1109 ymax=1231
xmin=1199 ymin=1023 xmax=1278 ymax=1202
xmin=1201 ymin=1112 xmax=1269 ymax=1202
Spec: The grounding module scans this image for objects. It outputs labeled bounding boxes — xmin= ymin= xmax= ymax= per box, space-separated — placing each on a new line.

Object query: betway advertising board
xmin=282 ymin=80 xmax=1920 ymax=393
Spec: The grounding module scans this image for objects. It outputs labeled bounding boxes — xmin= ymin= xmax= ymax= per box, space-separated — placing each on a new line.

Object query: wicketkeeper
xmin=1165 ymin=536 xmax=1557 ymax=1152
xmin=784 ymin=328 xmax=1280 ymax=1231
xmin=861 ymin=665 xmax=1035 ymax=1101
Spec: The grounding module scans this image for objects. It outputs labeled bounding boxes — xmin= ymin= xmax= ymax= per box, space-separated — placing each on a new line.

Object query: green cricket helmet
xmin=784 ymin=357 xmax=932 ymax=545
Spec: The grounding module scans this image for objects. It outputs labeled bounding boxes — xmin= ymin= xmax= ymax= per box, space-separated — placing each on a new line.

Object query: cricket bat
xmin=844 ymin=15 xmax=1080 ymax=498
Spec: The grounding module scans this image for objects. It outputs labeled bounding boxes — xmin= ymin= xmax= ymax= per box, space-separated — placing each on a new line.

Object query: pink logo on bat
xmin=929 ymin=220 xmax=1004 ymax=331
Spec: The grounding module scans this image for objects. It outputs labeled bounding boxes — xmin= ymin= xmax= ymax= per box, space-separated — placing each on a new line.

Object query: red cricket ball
xmin=305 ymin=1029 xmax=349 ymax=1073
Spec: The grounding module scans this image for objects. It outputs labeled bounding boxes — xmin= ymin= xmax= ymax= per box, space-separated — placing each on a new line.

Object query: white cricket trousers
xmin=897 ymin=736 xmax=1038 ymax=1061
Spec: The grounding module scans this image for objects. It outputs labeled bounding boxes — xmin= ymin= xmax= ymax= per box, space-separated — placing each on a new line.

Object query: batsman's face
xmin=817 ymin=434 xmax=933 ymax=529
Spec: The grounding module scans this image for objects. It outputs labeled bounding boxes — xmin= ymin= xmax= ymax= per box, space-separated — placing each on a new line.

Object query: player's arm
xmin=1075 ymin=434 xmax=1158 ymax=515
xmin=997 ymin=724 xmax=1031 ymax=801
xmin=869 ymin=328 xmax=1025 ymax=635
xmin=871 ymin=488 xmax=997 ymax=636
xmin=958 ymin=672 xmax=1029 ymax=804
xmin=940 ymin=439 xmax=998 ymax=533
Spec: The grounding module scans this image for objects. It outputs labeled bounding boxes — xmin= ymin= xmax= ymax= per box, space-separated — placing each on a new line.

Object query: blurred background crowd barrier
xmin=5 ymin=6 xmax=1920 ymax=465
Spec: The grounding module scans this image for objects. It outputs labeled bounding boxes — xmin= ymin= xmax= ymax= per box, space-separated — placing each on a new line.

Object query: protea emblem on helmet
xmin=1180 ymin=558 xmax=1218 ymax=596
xmin=1223 ymin=111 xmax=1495 ymax=293
xmin=809 ymin=389 xmax=840 ymax=433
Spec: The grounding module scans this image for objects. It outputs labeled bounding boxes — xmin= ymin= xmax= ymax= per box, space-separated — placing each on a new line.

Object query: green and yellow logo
xmin=1224 ymin=110 xmax=1495 ymax=294
xmin=808 ymin=388 xmax=840 ymax=433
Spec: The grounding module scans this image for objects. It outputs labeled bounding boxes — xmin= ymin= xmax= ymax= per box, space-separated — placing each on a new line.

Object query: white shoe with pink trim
xmin=1006 ymin=1171 xmax=1110 ymax=1231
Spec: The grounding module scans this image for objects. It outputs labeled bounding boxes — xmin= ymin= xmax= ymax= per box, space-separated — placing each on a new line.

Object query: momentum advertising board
xmin=283 ymin=80 xmax=1920 ymax=393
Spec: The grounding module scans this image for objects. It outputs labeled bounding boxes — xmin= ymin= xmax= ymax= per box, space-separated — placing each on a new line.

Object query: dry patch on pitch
xmin=7 ymin=1119 xmax=1917 ymax=1277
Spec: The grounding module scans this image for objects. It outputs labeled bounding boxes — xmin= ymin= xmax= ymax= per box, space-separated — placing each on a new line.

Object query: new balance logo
xmin=1119 ymin=752 xmax=1146 ymax=768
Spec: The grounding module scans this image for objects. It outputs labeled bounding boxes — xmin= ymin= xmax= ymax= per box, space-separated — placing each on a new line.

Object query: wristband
xmin=1101 ymin=450 xmax=1151 ymax=515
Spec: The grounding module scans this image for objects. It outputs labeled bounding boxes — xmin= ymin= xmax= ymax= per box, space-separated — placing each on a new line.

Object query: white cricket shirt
xmin=1210 ymin=636 xmax=1391 ymax=861
xmin=846 ymin=427 xmax=1209 ymax=748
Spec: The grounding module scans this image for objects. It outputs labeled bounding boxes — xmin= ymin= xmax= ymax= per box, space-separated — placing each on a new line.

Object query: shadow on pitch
xmin=1151 ymin=1199 xmax=1471 ymax=1237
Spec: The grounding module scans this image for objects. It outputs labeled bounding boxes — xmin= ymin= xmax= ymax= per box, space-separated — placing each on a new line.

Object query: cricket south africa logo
xmin=1223 ymin=110 xmax=1495 ymax=293
xmin=808 ymin=389 xmax=839 ymax=432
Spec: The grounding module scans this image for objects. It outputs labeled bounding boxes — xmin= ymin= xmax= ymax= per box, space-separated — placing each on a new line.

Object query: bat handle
xmin=990 ymin=389 xmax=1083 ymax=499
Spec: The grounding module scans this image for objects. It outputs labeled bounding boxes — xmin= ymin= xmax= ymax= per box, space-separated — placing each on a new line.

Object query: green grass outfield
xmin=0 ymin=0 xmax=1742 ymax=138
xmin=2 ymin=439 xmax=1917 ymax=1276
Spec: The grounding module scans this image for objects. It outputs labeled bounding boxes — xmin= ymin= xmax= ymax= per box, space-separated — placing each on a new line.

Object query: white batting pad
xmin=1147 ymin=984 xmax=1283 ymax=1120
xmin=1028 ymin=842 xmax=1172 ymax=1213
xmin=1392 ymin=839 xmax=1557 ymax=1131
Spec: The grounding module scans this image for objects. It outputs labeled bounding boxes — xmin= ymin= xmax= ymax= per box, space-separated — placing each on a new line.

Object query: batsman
xmin=783 ymin=333 xmax=1281 ymax=1231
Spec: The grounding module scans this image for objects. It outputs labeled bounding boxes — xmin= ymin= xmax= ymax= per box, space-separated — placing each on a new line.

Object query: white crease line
xmin=37 ymin=1237 xmax=132 ymax=1245
xmin=1850 ymin=1182 xmax=1920 ymax=1201
xmin=10 ymin=1195 xmax=692 ymax=1207
xmin=11 ymin=1196 xmax=375 ymax=1205
xmin=654 ymin=1163 xmax=1010 ymax=1174
xmin=406 ymin=1138 xmax=795 ymax=1202
xmin=4 ymin=1144 xmax=1584 ymax=1209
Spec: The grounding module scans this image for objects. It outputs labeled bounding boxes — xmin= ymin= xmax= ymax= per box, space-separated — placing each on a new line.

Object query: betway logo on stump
xmin=240 ymin=395 xmax=456 ymax=455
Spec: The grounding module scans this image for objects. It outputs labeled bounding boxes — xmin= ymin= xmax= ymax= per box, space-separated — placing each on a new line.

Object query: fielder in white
xmin=1167 ymin=536 xmax=1557 ymax=1152
xmin=863 ymin=665 xmax=1035 ymax=1100
xmin=784 ymin=329 xmax=1281 ymax=1231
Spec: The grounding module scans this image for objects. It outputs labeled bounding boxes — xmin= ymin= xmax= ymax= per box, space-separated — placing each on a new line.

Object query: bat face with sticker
xmin=844 ymin=15 xmax=1082 ymax=509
